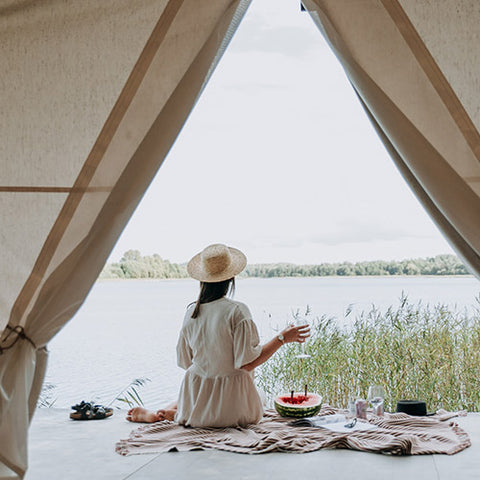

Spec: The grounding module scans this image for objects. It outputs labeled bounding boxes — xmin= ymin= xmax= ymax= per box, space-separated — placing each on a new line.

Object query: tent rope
xmin=0 ymin=325 xmax=36 ymax=354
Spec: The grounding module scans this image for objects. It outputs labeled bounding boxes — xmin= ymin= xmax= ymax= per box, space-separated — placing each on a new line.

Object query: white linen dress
xmin=175 ymin=297 xmax=264 ymax=427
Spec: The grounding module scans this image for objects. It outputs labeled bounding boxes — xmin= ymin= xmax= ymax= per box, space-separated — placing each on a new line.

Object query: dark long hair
xmin=190 ymin=278 xmax=235 ymax=318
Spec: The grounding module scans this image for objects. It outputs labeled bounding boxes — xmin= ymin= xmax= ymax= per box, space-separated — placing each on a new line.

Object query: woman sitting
xmin=127 ymin=243 xmax=309 ymax=427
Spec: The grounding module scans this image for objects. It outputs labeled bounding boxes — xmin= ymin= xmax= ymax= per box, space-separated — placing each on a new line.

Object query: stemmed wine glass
xmin=367 ymin=385 xmax=385 ymax=416
xmin=293 ymin=306 xmax=311 ymax=359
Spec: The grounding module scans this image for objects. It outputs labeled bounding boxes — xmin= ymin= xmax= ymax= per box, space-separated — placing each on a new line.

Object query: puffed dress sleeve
xmin=176 ymin=328 xmax=193 ymax=370
xmin=233 ymin=304 xmax=262 ymax=369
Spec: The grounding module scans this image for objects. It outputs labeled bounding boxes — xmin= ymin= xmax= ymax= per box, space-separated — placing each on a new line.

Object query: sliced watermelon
xmin=274 ymin=393 xmax=322 ymax=417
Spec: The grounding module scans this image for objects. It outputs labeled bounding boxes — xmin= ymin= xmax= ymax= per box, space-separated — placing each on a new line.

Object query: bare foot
xmin=126 ymin=407 xmax=160 ymax=423
xmin=156 ymin=408 xmax=177 ymax=421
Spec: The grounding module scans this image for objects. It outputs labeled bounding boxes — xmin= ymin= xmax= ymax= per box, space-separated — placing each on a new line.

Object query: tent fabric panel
xmin=0 ymin=2 xmax=251 ymax=477
xmin=0 ymin=342 xmax=36 ymax=479
xmin=348 ymin=55 xmax=480 ymax=264
xmin=306 ymin=0 xmax=480 ymax=183
xmin=82 ymin=0 xmax=240 ymax=194
xmin=8 ymin=0 xmax=245 ymax=334
xmin=0 ymin=0 xmax=168 ymax=187
xmin=399 ymin=0 xmax=480 ymax=131
xmin=22 ymin=0 xmax=250 ymax=349
xmin=357 ymin=91 xmax=480 ymax=277
xmin=42 ymin=190 xmax=112 ymax=278
xmin=304 ymin=0 xmax=480 ymax=278
xmin=470 ymin=182 xmax=480 ymax=196
xmin=2 ymin=0 xmax=186 ymax=333
xmin=352 ymin=79 xmax=480 ymax=275
xmin=0 ymin=193 xmax=67 ymax=332
xmin=380 ymin=0 xmax=480 ymax=172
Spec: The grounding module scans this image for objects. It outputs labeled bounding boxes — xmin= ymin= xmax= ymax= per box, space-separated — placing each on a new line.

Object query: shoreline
xmin=96 ymin=274 xmax=476 ymax=282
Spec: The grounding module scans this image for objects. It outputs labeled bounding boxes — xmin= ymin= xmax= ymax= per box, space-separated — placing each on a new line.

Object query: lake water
xmin=44 ymin=276 xmax=480 ymax=410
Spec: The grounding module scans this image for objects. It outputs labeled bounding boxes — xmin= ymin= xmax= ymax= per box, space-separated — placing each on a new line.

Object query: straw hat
xmin=187 ymin=244 xmax=247 ymax=282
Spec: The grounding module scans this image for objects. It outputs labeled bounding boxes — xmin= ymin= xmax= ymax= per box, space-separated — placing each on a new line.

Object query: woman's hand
xmin=241 ymin=324 xmax=311 ymax=371
xmin=281 ymin=324 xmax=310 ymax=344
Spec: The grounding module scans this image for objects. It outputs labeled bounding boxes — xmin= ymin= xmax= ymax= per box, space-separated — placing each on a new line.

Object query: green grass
xmin=257 ymin=296 xmax=480 ymax=412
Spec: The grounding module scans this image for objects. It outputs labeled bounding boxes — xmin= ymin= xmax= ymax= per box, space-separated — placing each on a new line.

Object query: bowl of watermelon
xmin=274 ymin=392 xmax=322 ymax=418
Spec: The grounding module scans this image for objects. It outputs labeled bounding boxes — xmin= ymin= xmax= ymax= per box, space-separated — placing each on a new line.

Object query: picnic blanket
xmin=115 ymin=406 xmax=470 ymax=456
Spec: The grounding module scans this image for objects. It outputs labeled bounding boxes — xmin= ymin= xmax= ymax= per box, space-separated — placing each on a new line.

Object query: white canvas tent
xmin=1 ymin=0 xmax=479 ymax=478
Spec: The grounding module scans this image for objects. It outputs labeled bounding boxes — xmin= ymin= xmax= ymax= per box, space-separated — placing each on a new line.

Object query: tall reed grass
xmin=257 ymin=296 xmax=480 ymax=412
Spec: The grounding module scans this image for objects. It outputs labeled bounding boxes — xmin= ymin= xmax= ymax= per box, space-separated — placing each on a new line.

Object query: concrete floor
xmin=24 ymin=409 xmax=480 ymax=480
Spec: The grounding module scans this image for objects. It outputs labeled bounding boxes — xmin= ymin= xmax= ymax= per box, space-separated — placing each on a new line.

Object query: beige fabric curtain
xmin=0 ymin=1 xmax=250 ymax=478
xmin=303 ymin=0 xmax=480 ymax=279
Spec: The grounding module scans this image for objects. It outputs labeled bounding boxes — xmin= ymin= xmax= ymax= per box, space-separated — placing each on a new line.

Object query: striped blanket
xmin=115 ymin=406 xmax=470 ymax=456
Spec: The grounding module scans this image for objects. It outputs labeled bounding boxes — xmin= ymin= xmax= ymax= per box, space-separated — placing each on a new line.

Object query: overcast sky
xmin=109 ymin=0 xmax=455 ymax=265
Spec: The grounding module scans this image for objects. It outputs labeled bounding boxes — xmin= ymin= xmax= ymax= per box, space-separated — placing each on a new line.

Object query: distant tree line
xmin=100 ymin=250 xmax=188 ymax=279
xmin=100 ymin=251 xmax=471 ymax=280
xmin=244 ymin=254 xmax=470 ymax=277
